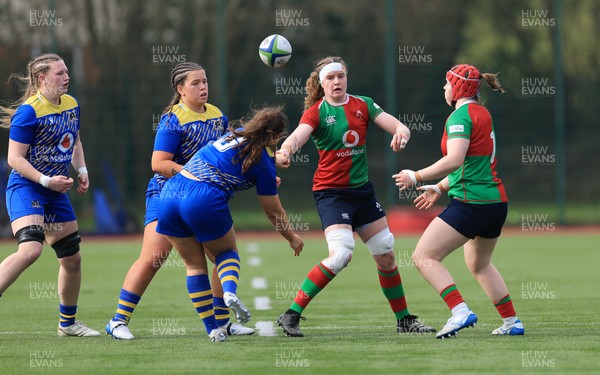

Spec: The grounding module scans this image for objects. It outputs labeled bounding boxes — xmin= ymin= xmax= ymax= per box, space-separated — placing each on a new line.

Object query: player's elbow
xmin=151 ymin=160 xmax=163 ymax=174
xmin=7 ymin=153 xmax=22 ymax=170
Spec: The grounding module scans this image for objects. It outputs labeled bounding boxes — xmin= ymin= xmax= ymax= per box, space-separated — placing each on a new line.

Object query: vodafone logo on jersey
xmin=57 ymin=132 xmax=75 ymax=153
xmin=342 ymin=130 xmax=359 ymax=148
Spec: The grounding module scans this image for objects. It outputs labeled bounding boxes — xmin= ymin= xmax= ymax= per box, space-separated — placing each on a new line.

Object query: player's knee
xmin=322 ymin=229 xmax=355 ymax=274
xmin=15 ymin=225 xmax=45 ymax=245
xmin=365 ymin=228 xmax=394 ymax=256
xmin=51 ymin=231 xmax=81 ymax=259
xmin=411 ymin=251 xmax=424 ymax=271
xmin=15 ymin=225 xmax=45 ymax=263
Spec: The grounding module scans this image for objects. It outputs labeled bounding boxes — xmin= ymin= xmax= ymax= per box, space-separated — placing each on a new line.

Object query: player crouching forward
xmin=156 ymin=106 xmax=303 ymax=342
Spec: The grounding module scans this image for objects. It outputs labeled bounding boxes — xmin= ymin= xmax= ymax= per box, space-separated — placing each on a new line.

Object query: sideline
xmin=0 ymin=225 xmax=597 ymax=245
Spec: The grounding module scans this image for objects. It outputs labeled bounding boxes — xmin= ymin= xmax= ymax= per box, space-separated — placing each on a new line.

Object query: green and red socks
xmin=495 ymin=294 xmax=518 ymax=324
xmin=377 ymin=266 xmax=409 ymax=319
xmin=440 ymin=284 xmax=469 ymax=316
xmin=289 ymin=262 xmax=335 ymax=314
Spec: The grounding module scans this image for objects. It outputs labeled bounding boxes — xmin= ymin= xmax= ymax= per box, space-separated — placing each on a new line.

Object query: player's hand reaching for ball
xmin=275 ymin=150 xmax=290 ymax=168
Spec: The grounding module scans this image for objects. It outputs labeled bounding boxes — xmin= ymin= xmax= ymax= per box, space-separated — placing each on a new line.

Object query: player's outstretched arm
xmin=257 ymin=194 xmax=303 ymax=256
xmin=277 ymin=123 xmax=313 ymax=167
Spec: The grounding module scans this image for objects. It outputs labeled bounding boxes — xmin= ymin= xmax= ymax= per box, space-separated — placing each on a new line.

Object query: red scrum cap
xmin=446 ymin=64 xmax=482 ymax=101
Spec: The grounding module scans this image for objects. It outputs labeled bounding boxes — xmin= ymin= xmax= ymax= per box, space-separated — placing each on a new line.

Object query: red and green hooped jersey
xmin=441 ymin=101 xmax=508 ymax=203
xmin=300 ymin=95 xmax=383 ymax=191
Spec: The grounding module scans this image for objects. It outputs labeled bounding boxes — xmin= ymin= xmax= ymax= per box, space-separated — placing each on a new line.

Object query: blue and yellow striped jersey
xmin=183 ymin=133 xmax=277 ymax=199
xmin=9 ymin=92 xmax=80 ymax=181
xmin=150 ymin=102 xmax=228 ymax=191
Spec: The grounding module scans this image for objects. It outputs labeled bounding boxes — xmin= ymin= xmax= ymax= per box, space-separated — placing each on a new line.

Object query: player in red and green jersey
xmin=394 ymin=64 xmax=524 ymax=339
xmin=275 ymin=56 xmax=435 ymax=337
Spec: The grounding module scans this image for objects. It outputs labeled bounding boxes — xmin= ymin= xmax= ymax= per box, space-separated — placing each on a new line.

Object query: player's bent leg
xmin=169 ymin=235 xmax=224 ymax=341
xmin=122 ymin=222 xmax=173 ymax=295
xmin=0 ymin=221 xmax=45 ymax=294
xmin=204 ymin=248 xmax=252 ymax=334
xmin=361 ymin=225 xmax=435 ymax=334
xmin=49 ymin=224 xmax=100 ymax=337
xmin=278 ymin=226 xmax=353 ymax=338
xmin=107 ymin=223 xmax=173 ymax=339
xmin=412 ymin=218 xmax=469 ymax=290
xmin=204 ymin=228 xmax=251 ymax=325
xmin=464 ymin=238 xmax=524 ymax=335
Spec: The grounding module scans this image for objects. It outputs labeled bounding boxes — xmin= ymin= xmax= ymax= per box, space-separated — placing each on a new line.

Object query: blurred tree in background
xmin=0 ymin=0 xmax=598 ymax=234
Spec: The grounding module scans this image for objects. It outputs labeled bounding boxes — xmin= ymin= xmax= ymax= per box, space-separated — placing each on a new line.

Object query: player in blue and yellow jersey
xmin=0 ymin=54 xmax=100 ymax=336
xmin=394 ymin=64 xmax=524 ymax=339
xmin=107 ymin=63 xmax=254 ymax=339
xmin=156 ymin=106 xmax=304 ymax=342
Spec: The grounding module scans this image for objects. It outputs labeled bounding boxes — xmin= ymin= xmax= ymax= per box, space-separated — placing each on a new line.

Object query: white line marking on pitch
xmin=247 ymin=242 xmax=260 ymax=253
xmin=255 ymin=321 xmax=277 ymax=336
xmin=254 ymin=296 xmax=272 ymax=310
xmin=251 ymin=277 xmax=267 ymax=289
xmin=247 ymin=256 xmax=262 ymax=267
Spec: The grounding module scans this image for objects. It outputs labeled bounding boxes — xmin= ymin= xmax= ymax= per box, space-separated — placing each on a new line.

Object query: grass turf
xmin=0 ymin=232 xmax=599 ymax=374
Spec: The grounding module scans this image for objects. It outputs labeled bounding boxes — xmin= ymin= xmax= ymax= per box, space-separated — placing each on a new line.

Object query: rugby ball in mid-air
xmin=259 ymin=34 xmax=292 ymax=68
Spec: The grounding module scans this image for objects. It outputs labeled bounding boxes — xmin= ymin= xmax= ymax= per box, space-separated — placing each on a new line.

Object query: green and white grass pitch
xmin=0 ymin=232 xmax=599 ymax=374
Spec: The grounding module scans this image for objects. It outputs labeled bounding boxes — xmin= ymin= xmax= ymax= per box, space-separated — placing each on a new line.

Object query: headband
xmin=319 ymin=62 xmax=344 ymax=83
xmin=447 ymin=69 xmax=481 ymax=82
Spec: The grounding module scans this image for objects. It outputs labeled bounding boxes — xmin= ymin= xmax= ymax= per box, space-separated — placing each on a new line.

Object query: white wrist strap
xmin=407 ymin=170 xmax=417 ymax=185
xmin=77 ymin=167 xmax=88 ymax=175
xmin=38 ymin=174 xmax=51 ymax=188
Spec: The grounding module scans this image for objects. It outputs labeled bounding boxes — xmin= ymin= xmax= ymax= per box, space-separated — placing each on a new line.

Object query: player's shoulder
xmin=60 ymin=94 xmax=79 ymax=109
xmin=447 ymin=103 xmax=473 ymax=122
xmin=204 ymin=103 xmax=225 ymax=119
xmin=348 ymin=94 xmax=371 ymax=103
